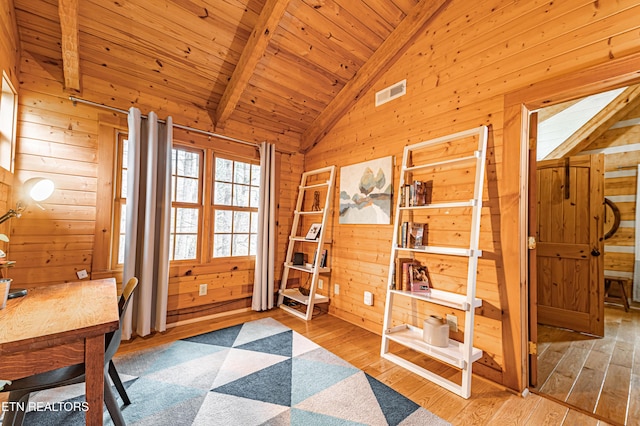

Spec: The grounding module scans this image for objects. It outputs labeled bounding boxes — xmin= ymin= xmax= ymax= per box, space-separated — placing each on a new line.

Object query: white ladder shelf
xmin=381 ymin=126 xmax=488 ymax=399
xmin=277 ymin=166 xmax=335 ymax=320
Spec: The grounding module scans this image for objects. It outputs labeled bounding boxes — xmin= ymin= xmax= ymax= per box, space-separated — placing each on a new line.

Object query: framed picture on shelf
xmin=305 ymin=223 xmax=322 ymax=240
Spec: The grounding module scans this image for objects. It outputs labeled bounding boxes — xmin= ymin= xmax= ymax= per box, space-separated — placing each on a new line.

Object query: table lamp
xmin=0 ymin=177 xmax=55 ymax=298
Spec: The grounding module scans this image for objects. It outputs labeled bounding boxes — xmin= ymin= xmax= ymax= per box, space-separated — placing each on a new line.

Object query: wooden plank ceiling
xmin=13 ymin=0 xmax=453 ymax=152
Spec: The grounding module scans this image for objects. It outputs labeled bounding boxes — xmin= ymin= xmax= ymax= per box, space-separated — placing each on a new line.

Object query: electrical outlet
xmin=318 ymin=279 xmax=323 ymax=289
xmin=334 ymin=283 xmax=340 ymax=295
xmin=76 ymin=269 xmax=88 ymax=279
xmin=364 ymin=291 xmax=373 ymax=306
xmin=199 ymin=283 xmax=208 ymax=296
xmin=446 ymin=314 xmax=458 ymax=332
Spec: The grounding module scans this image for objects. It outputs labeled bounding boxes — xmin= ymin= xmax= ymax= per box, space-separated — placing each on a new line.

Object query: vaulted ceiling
xmin=13 ymin=0 xmax=451 ymax=152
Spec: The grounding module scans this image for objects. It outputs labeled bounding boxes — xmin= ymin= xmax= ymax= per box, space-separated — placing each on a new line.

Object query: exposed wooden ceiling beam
xmin=58 ymin=0 xmax=81 ymax=93
xmin=214 ymin=0 xmax=290 ymax=127
xmin=299 ymin=0 xmax=452 ymax=153
xmin=545 ymin=84 xmax=640 ymax=159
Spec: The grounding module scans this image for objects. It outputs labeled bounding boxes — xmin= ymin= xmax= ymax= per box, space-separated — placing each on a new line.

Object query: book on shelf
xmin=409 ymin=264 xmax=431 ymax=294
xmin=312 ymin=249 xmax=328 ymax=268
xmin=305 ymin=223 xmax=322 ymax=240
xmin=400 ymin=221 xmax=409 ymax=248
xmin=395 ymin=258 xmax=414 ymax=290
xmin=409 ymin=222 xmax=428 ymax=248
xmin=402 ymin=184 xmax=412 ymax=207
xmin=402 ymin=180 xmax=433 ymax=207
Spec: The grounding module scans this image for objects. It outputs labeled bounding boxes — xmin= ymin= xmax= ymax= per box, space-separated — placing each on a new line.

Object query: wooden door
xmin=536 ymin=154 xmax=604 ymax=337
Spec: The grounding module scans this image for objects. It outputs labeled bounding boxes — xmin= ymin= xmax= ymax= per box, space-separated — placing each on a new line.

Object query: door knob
xmin=591 ymin=248 xmax=601 ymax=256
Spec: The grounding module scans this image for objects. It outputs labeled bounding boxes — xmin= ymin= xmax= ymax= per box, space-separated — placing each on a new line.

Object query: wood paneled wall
xmin=11 ymin=51 xmax=303 ymax=322
xmin=304 ymin=0 xmax=640 ymax=392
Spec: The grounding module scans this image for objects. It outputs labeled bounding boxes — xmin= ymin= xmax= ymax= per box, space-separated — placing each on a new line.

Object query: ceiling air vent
xmin=375 ymin=79 xmax=406 ymax=107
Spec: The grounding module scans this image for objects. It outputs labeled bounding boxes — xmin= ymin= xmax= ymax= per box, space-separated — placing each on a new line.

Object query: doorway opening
xmin=528 ymin=88 xmax=640 ymax=426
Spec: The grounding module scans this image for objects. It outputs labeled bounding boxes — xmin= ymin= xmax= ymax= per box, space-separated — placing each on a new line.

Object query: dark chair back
xmin=104 ymin=277 xmax=138 ymax=367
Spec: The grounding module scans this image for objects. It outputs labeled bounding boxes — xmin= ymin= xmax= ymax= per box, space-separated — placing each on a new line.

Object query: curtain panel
xmin=252 ymin=142 xmax=277 ymax=311
xmin=123 ymin=107 xmax=172 ymax=339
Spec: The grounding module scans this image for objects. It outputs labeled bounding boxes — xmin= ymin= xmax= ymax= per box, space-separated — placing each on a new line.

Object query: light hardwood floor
xmin=535 ymin=307 xmax=640 ymax=426
xmin=119 ymin=308 xmax=613 ymax=425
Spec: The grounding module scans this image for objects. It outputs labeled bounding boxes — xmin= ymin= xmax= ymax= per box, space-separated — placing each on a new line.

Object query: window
xmin=112 ymin=135 xmax=259 ymax=267
xmin=213 ymin=157 xmax=260 ymax=257
xmin=114 ymin=132 xmax=128 ymax=266
xmin=0 ymin=73 xmax=17 ymax=172
xmin=169 ymin=148 xmax=201 ymax=260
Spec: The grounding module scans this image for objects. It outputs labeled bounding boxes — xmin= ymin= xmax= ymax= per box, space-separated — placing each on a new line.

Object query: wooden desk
xmin=0 ymin=278 xmax=119 ymax=425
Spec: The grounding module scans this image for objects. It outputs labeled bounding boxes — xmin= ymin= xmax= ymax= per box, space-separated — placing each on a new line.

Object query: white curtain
xmin=123 ymin=107 xmax=172 ymax=339
xmin=252 ymin=142 xmax=277 ymax=311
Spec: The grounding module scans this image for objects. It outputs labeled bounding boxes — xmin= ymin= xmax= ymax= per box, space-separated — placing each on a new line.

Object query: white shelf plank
xmin=403 ymin=152 xmax=480 ymax=173
xmin=380 ymin=353 xmax=469 ymax=397
xmin=299 ymin=182 xmax=329 ymax=190
xmin=290 ymin=237 xmax=320 ymax=243
xmin=280 ymin=288 xmax=329 ymax=305
xmin=390 ymin=288 xmax=482 ymax=311
xmin=395 ymin=246 xmax=481 ymax=257
xmin=383 ymin=324 xmax=482 ymax=369
xmin=399 ymin=200 xmax=476 ymax=210
xmin=295 ymin=210 xmax=324 ymax=215
xmin=284 ymin=262 xmax=330 ymax=274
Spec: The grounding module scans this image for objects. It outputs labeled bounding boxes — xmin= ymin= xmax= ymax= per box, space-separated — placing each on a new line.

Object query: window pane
xmin=215 ymin=158 xmax=233 ymax=182
xmin=122 ymin=138 xmax=128 ymax=167
xmin=215 ymin=182 xmax=232 ymax=205
xmin=120 ymin=204 xmax=127 ymax=233
xmin=232 ymin=234 xmax=249 ymax=256
xmin=251 ymin=164 xmax=260 ymax=186
xmin=251 ymin=212 xmax=258 ymax=233
xmin=214 ymin=234 xmax=231 ymax=257
xmin=174 ymin=234 xmax=197 ymax=260
xmin=234 ymin=161 xmax=250 ymax=184
xmin=249 ymin=234 xmax=257 ymax=256
xmin=171 ymin=149 xmax=178 ymax=174
xmin=176 ymin=150 xmax=199 ymax=178
xmin=215 ymin=210 xmax=232 ymax=233
xmin=176 ymin=208 xmax=199 ymax=233
xmin=233 ymin=185 xmax=249 ymax=207
xmin=250 ymin=186 xmax=260 ymax=208
xmin=118 ymin=235 xmax=126 ymax=264
xmin=175 ymin=177 xmax=198 ymax=203
xmin=121 ymin=170 xmax=128 ymax=198
xmin=234 ymin=211 xmax=250 ymax=233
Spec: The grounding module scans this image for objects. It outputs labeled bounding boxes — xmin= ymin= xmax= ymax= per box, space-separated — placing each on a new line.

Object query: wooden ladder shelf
xmin=277 ymin=166 xmax=335 ymax=320
xmin=381 ymin=126 xmax=488 ymax=399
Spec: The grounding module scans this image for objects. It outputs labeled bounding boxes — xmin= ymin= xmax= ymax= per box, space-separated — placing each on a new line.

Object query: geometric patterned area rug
xmin=22 ymin=318 xmax=450 ymax=425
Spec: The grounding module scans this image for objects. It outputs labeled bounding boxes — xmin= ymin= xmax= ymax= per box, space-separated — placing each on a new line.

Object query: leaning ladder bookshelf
xmin=381 ymin=126 xmax=488 ymax=399
xmin=277 ymin=166 xmax=336 ymax=320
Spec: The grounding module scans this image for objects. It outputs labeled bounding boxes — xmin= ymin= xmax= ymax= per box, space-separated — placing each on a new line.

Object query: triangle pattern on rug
xmin=213 ymin=358 xmax=293 ymax=406
xmin=211 ymin=347 xmax=289 ymax=389
xmin=236 ymin=329 xmax=293 ymax=357
xmin=195 ymin=391 xmax=289 ymax=426
xmin=294 ymin=371 xmax=391 ymax=425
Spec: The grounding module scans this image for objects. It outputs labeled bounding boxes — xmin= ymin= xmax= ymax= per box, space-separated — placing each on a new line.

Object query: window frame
xmin=168 ymin=146 xmax=204 ymax=262
xmin=211 ymin=153 xmax=261 ymax=259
